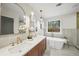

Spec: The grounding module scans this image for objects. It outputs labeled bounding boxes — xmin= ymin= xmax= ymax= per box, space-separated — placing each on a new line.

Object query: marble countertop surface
xmin=0 ymin=35 xmax=46 ymax=56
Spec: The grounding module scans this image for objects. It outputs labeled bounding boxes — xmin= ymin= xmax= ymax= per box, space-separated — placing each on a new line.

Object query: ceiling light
xmin=56 ymin=3 xmax=62 ymax=7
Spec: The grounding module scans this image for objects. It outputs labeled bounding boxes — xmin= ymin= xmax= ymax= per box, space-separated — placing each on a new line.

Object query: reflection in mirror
xmin=0 ymin=3 xmax=27 ymax=35
xmin=27 ymin=12 xmax=37 ymax=39
xmin=1 ymin=16 xmax=14 ymax=35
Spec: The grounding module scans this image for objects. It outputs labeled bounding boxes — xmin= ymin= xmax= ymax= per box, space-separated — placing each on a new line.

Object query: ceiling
xmin=1 ymin=3 xmax=79 ymax=19
xmin=28 ymin=3 xmax=79 ymax=18
xmin=1 ymin=3 xmax=25 ymax=21
xmin=2 ymin=3 xmax=25 ymax=16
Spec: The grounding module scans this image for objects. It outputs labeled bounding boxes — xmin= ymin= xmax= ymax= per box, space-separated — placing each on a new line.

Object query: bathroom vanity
xmin=0 ymin=36 xmax=46 ymax=56
xmin=25 ymin=37 xmax=46 ymax=56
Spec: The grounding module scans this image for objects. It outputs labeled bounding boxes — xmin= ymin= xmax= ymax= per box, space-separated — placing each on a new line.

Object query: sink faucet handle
xmin=16 ymin=36 xmax=22 ymax=44
xmin=9 ymin=42 xmax=15 ymax=46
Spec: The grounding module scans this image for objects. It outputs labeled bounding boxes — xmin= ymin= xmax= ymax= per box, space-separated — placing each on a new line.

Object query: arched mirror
xmin=0 ymin=3 xmax=27 ymax=35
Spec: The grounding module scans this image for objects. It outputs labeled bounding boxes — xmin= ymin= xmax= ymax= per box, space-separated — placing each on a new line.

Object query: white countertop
xmin=0 ymin=35 xmax=46 ymax=56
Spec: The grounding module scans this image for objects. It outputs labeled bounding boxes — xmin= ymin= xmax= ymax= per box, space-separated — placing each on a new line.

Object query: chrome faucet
xmin=16 ymin=36 xmax=22 ymax=44
xmin=9 ymin=36 xmax=22 ymax=46
xmin=9 ymin=42 xmax=15 ymax=46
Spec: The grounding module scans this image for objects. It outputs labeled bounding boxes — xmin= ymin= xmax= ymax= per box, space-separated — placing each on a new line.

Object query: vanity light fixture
xmin=40 ymin=10 xmax=44 ymax=29
xmin=31 ymin=11 xmax=34 ymax=16
xmin=40 ymin=10 xmax=43 ymax=21
xmin=23 ymin=16 xmax=26 ymax=19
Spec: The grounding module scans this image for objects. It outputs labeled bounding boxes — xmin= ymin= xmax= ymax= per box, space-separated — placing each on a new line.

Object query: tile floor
xmin=44 ymin=45 xmax=79 ymax=56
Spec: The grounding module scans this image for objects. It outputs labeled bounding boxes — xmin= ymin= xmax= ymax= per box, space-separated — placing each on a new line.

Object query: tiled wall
xmin=62 ymin=29 xmax=77 ymax=46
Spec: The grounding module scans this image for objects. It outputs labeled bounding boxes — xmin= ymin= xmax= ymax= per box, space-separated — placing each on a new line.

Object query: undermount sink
xmin=8 ymin=36 xmax=39 ymax=54
xmin=8 ymin=41 xmax=30 ymax=54
xmin=8 ymin=45 xmax=22 ymax=53
xmin=9 ymin=47 xmax=22 ymax=53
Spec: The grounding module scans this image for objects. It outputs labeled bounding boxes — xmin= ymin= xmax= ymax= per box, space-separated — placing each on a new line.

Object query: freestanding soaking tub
xmin=47 ymin=37 xmax=67 ymax=49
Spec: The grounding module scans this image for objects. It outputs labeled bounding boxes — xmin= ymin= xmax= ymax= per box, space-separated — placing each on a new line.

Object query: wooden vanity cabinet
xmin=77 ymin=12 xmax=79 ymax=29
xmin=24 ymin=38 xmax=46 ymax=56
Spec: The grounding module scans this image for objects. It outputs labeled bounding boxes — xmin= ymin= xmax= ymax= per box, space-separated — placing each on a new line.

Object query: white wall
xmin=45 ymin=12 xmax=76 ymax=33
xmin=44 ymin=12 xmax=77 ymax=45
xmin=61 ymin=13 xmax=77 ymax=45
xmin=61 ymin=13 xmax=77 ymax=46
xmin=61 ymin=13 xmax=76 ymax=29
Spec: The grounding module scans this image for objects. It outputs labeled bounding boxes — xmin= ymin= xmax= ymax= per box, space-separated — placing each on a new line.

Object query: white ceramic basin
xmin=8 ymin=42 xmax=30 ymax=54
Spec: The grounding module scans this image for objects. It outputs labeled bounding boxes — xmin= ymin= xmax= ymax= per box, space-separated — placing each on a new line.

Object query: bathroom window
xmin=48 ymin=20 xmax=60 ymax=32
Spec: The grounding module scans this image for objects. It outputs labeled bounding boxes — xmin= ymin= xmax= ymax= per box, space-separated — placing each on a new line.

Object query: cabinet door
xmin=77 ymin=12 xmax=79 ymax=29
xmin=26 ymin=46 xmax=38 ymax=56
xmin=42 ymin=38 xmax=46 ymax=55
xmin=38 ymin=41 xmax=43 ymax=56
xmin=25 ymin=44 xmax=40 ymax=56
xmin=24 ymin=38 xmax=46 ymax=56
xmin=38 ymin=38 xmax=46 ymax=56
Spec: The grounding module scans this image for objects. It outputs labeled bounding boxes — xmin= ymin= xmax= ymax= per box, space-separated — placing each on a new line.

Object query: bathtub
xmin=47 ymin=37 xmax=67 ymax=49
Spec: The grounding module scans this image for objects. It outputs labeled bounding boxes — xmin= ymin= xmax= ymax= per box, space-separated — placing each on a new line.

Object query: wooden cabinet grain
xmin=77 ymin=12 xmax=79 ymax=29
xmin=24 ymin=38 xmax=46 ymax=56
